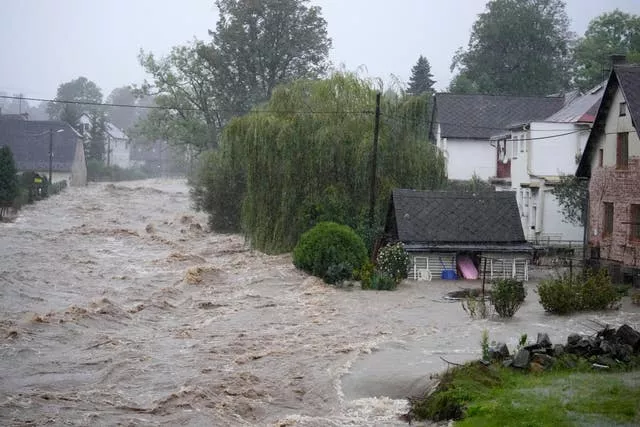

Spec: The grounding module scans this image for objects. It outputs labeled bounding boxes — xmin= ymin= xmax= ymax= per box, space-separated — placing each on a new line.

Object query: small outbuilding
xmin=384 ymin=189 xmax=532 ymax=281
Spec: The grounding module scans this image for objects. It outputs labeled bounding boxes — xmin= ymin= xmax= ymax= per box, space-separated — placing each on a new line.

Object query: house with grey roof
xmin=384 ymin=189 xmax=531 ymax=281
xmin=429 ymin=93 xmax=565 ymax=181
xmin=79 ymin=113 xmax=131 ymax=169
xmin=576 ymin=64 xmax=640 ymax=281
xmin=0 ymin=115 xmax=87 ymax=186
xmin=490 ymin=84 xmax=604 ymax=244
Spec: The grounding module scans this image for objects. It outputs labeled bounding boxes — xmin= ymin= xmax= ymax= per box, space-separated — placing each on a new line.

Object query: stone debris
xmin=487 ymin=324 xmax=640 ymax=372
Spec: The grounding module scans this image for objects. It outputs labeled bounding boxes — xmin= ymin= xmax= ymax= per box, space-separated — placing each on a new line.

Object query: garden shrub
xmin=325 ymin=262 xmax=354 ymax=285
xmin=353 ymin=261 xmax=375 ymax=289
xmin=491 ymin=278 xmax=526 ymax=318
xmin=292 ymin=221 xmax=367 ymax=284
xmin=538 ymin=268 xmax=620 ymax=314
xmin=376 ymin=242 xmax=409 ymax=283
xmin=369 ymin=271 xmax=397 ymax=291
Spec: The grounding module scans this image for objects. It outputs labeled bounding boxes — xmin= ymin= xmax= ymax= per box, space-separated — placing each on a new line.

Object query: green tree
xmin=106 ymin=86 xmax=138 ymax=132
xmin=204 ymin=0 xmax=332 ymax=113
xmin=47 ymin=77 xmax=103 ymax=130
xmin=407 ymin=55 xmax=435 ymax=96
xmin=448 ymin=73 xmax=480 ymax=94
xmin=136 ymin=42 xmax=222 ymax=152
xmin=573 ymin=10 xmax=640 ymax=91
xmin=0 ymin=146 xmax=19 ymax=204
xmin=550 ymin=174 xmax=588 ymax=226
xmin=191 ymin=73 xmax=446 ymax=253
xmin=452 ymin=0 xmax=573 ymax=95
xmin=85 ymin=112 xmax=107 ymax=162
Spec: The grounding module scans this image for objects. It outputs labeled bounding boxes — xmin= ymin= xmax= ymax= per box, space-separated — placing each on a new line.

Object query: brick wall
xmin=589 ymin=158 xmax=640 ymax=267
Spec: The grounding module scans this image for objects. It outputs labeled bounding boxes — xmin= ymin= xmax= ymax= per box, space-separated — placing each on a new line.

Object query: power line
xmin=0 ymin=94 xmax=373 ymax=115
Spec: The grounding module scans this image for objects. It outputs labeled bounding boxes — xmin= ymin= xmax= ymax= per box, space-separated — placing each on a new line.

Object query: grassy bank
xmin=410 ymin=359 xmax=640 ymax=426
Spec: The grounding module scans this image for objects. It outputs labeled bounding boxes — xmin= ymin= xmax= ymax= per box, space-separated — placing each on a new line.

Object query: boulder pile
xmin=488 ymin=324 xmax=640 ymax=371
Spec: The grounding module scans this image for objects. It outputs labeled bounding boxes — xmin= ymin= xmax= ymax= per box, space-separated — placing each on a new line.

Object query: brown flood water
xmin=1 ymin=179 xmax=639 ymax=426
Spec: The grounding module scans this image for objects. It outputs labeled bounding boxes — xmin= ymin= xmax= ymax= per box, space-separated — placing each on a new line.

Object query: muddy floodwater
xmin=1 ymin=180 xmax=639 ymax=426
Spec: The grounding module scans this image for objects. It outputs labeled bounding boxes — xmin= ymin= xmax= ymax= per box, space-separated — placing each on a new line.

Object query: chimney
xmin=611 ymin=54 xmax=627 ymax=66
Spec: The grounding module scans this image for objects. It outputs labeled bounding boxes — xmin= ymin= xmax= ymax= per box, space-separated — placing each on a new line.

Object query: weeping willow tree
xmin=192 ymin=72 xmax=446 ymax=253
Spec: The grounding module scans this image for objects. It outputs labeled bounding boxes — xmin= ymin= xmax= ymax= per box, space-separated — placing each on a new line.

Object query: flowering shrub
xmin=376 ymin=242 xmax=409 ymax=284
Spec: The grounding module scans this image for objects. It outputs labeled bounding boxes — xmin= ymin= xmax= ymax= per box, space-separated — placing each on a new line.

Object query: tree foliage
xmin=191 ymin=73 xmax=447 ymax=253
xmin=550 ymin=174 xmax=588 ymax=226
xmin=407 ymin=55 xmax=435 ymax=96
xmin=47 ymin=77 xmax=103 ymax=129
xmin=206 ymin=0 xmax=332 ymax=113
xmin=106 ymin=86 xmax=139 ymax=132
xmin=0 ymin=146 xmax=19 ymax=204
xmin=573 ymin=10 xmax=640 ymax=91
xmin=136 ymin=42 xmax=221 ymax=153
xmin=452 ymin=0 xmax=573 ymax=95
xmin=85 ymin=112 xmax=107 ymax=162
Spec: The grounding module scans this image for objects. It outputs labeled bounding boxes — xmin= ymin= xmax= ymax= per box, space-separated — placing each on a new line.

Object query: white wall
xmin=508 ymin=122 xmax=589 ymax=242
xmin=445 ymin=138 xmax=496 ymax=180
xmin=108 ymin=137 xmax=131 ymax=169
xmin=591 ymin=87 xmax=640 ymax=170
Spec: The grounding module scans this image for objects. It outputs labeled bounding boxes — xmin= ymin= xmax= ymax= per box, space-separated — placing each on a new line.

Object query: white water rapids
xmin=1 ymin=180 xmax=638 ymax=426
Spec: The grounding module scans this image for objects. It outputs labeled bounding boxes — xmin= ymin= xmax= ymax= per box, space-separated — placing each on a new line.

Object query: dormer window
xmin=620 ymin=101 xmax=627 ymax=117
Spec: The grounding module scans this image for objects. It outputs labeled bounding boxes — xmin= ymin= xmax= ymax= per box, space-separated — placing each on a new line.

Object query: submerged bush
xmin=491 ymin=278 xmax=526 ymax=318
xmin=292 ymin=221 xmax=367 ymax=284
xmin=538 ymin=268 xmax=620 ymax=314
xmin=376 ymin=242 xmax=409 ymax=283
xmin=369 ymin=271 xmax=397 ymax=291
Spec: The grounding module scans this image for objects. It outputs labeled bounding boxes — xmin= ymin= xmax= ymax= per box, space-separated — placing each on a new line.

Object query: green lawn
xmin=411 ymin=361 xmax=640 ymax=427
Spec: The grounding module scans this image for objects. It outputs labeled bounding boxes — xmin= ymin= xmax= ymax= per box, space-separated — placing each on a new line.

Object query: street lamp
xmin=49 ymin=128 xmax=64 ymax=184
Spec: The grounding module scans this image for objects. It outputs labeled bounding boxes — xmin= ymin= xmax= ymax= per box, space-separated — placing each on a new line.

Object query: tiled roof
xmin=577 ymin=65 xmax=640 ymax=178
xmin=0 ymin=118 xmax=79 ymax=171
xmin=431 ymin=93 xmax=565 ymax=139
xmin=387 ymin=189 xmax=526 ymax=245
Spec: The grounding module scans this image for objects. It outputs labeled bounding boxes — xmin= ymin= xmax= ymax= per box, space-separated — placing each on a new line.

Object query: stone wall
xmin=588 ymin=158 xmax=640 ymax=268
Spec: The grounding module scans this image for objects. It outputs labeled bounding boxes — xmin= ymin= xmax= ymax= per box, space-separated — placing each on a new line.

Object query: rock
xmin=595 ymin=355 xmax=617 ymax=368
xmin=567 ymin=333 xmax=581 ymax=346
xmin=599 ymin=326 xmax=616 ymax=341
xmin=537 ymin=333 xmax=552 ymax=348
xmin=189 ymin=223 xmax=203 ymax=232
xmin=616 ymin=324 xmax=640 ymax=352
xmin=489 ymin=342 xmax=510 ymax=360
xmin=502 ymin=359 xmax=513 ymax=368
xmin=552 ymin=344 xmax=565 ymax=357
xmin=512 ymin=349 xmax=530 ymax=369
xmin=531 ymin=353 xmax=555 ymax=370
xmin=612 ymin=344 xmax=633 ymax=363
xmin=599 ymin=340 xmax=613 ymax=355
xmin=524 ymin=343 xmax=542 ymax=352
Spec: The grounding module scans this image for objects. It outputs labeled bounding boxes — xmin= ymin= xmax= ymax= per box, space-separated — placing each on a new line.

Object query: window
xmin=604 ymin=202 xmax=614 ymax=237
xmin=617 ymin=132 xmax=629 ymax=169
xmin=598 ymin=148 xmax=604 ymax=167
xmin=631 ymin=204 xmax=640 ymax=241
xmin=620 ymin=101 xmax=627 ymax=117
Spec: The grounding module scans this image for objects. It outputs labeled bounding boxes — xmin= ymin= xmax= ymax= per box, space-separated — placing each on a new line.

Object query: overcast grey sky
xmin=2 ymin=0 xmax=640 ymax=102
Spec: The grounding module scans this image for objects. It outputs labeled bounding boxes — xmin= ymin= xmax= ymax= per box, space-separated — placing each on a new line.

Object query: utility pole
xmin=48 ymin=128 xmax=53 ymax=184
xmin=368 ymin=92 xmax=382 ymax=230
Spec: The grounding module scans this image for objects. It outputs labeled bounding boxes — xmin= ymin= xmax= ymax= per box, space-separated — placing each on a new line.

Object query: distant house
xmin=490 ymin=85 xmax=604 ymax=243
xmin=79 ymin=114 xmax=131 ymax=168
xmin=130 ymin=139 xmax=190 ymax=176
xmin=576 ymin=64 xmax=640 ymax=281
xmin=384 ymin=189 xmax=532 ymax=281
xmin=429 ymin=93 xmax=565 ymax=180
xmin=0 ymin=115 xmax=87 ymax=186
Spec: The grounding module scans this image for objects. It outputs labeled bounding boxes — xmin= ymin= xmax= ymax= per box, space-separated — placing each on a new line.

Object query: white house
xmin=490 ymin=85 xmax=604 ymax=243
xmin=430 ymin=94 xmax=565 ymax=181
xmin=79 ymin=114 xmax=131 ymax=168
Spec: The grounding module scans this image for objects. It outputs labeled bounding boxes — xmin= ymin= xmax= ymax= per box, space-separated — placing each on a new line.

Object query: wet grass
xmin=410 ymin=360 xmax=640 ymax=426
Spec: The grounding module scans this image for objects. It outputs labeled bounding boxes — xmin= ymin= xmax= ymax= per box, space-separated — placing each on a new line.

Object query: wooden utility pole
xmin=368 ymin=92 xmax=382 ymax=230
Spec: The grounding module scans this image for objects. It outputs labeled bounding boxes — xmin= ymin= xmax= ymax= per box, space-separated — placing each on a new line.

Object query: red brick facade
xmin=588 ymin=158 xmax=640 ymax=267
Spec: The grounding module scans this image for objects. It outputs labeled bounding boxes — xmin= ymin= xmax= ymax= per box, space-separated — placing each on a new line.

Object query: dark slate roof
xmin=430 ymin=93 xmax=565 ymax=139
xmin=577 ymin=65 xmax=640 ymax=178
xmin=386 ymin=189 xmax=526 ymax=245
xmin=0 ymin=118 xmax=80 ymax=172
